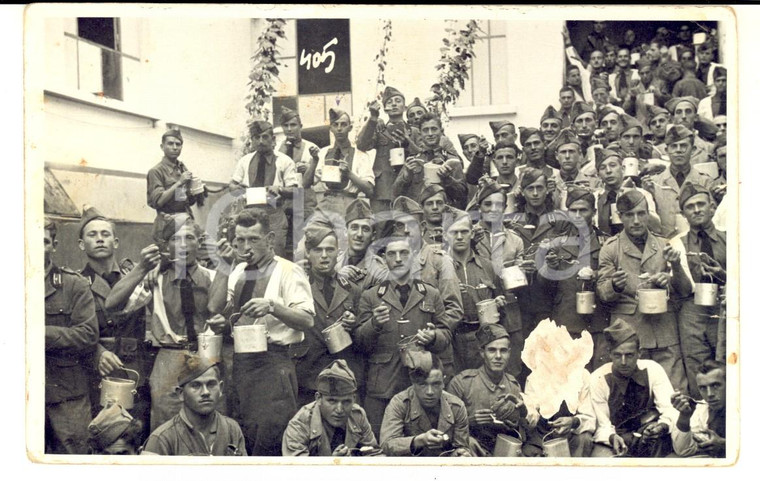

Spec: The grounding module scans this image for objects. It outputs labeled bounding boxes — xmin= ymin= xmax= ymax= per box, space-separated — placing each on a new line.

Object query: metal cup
xmin=622 ymin=157 xmax=639 ymax=177
xmin=476 ymin=299 xmax=500 ymax=325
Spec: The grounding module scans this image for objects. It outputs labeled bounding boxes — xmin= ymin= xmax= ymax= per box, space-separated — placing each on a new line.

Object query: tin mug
xmin=476 ymin=299 xmax=500 ymax=325
xmin=622 ymin=157 xmax=639 ymax=178
xmin=322 ymin=322 xmax=353 ymax=354
xmin=389 ymin=147 xmax=405 ymax=167
xmin=694 ymin=283 xmax=719 ymax=307
xmin=576 ymin=291 xmax=596 ymax=314
xmin=637 ymin=288 xmax=669 ymax=314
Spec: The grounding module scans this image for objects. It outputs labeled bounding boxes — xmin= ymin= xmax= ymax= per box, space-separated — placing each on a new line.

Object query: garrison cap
xmin=392 ymin=196 xmax=423 ymax=219
xmin=596 ymin=148 xmax=623 ymax=169
xmin=159 ymin=213 xmax=201 ymax=243
xmin=713 ymin=66 xmax=727 ymax=80
xmin=418 ymin=183 xmax=446 ymax=205
xmin=249 ymin=120 xmax=273 ymax=136
xmin=344 ymin=199 xmax=374 ymax=225
xmin=570 ymin=101 xmax=596 ymax=122
xmin=694 ymin=117 xmax=719 ymax=142
xmin=548 ymin=128 xmax=580 ymax=153
xmin=304 ymin=224 xmax=336 ymax=251
xmin=540 ymin=105 xmax=562 ymax=123
xmin=382 ymin=86 xmax=405 ymax=104
xmin=519 ymin=167 xmax=547 ymax=189
xmin=88 ymin=402 xmax=134 ymax=451
xmin=476 ymin=323 xmax=510 ymax=348
xmin=78 ymin=205 xmax=108 ymax=239
xmin=406 ymin=97 xmax=427 ymax=115
xmin=665 ymin=96 xmax=699 ymax=114
xmin=279 ymin=106 xmax=299 ymax=125
xmin=591 ymin=77 xmax=610 ymax=93
xmin=519 ymin=127 xmax=542 ymax=147
xmin=646 ymin=105 xmax=670 ymax=125
xmin=162 ymin=126 xmax=183 ymax=143
xmin=603 ymin=318 xmax=639 ymax=350
xmin=565 ymin=187 xmax=596 ymax=210
xmin=177 ymin=352 xmax=217 ymax=387
xmin=457 ymin=133 xmax=479 ymax=150
xmin=636 ymin=56 xmax=652 ymax=70
xmin=44 ymin=217 xmax=57 ymax=237
xmin=664 ymin=124 xmax=694 ymax=145
xmin=679 ymin=181 xmax=713 ymax=209
xmin=489 ymin=120 xmax=515 ymax=136
xmin=476 ymin=177 xmax=505 ymax=205
xmin=316 ymin=359 xmax=357 ymax=396
xmin=616 ymin=189 xmax=647 ymax=213
xmin=599 ymin=105 xmax=624 ymax=123
xmin=329 ymin=108 xmax=349 ymax=124
xmin=619 ymin=114 xmax=644 ymax=135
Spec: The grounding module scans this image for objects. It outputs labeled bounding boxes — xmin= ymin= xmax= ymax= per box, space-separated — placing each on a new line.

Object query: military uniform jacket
xmin=355 ymin=279 xmax=452 ymax=400
xmin=45 ymin=263 xmax=99 ymax=404
xmin=290 ymin=273 xmax=365 ymax=393
xmin=81 ymin=261 xmax=147 ymax=378
xmin=411 ymin=245 xmax=464 ymax=332
xmin=597 ymin=231 xmax=692 ymax=348
xmin=447 ymin=367 xmax=524 ymax=451
xmin=541 ymin=225 xmax=611 ymax=335
xmin=379 ymin=387 xmax=470 ymax=457
xmin=282 ymin=400 xmax=378 ymax=456
xmin=392 ymin=148 xmax=467 ymax=209
xmin=651 ymin=167 xmax=716 ymax=238
xmin=356 ymin=118 xmax=422 ymax=202
xmin=336 ymin=249 xmax=389 ymax=291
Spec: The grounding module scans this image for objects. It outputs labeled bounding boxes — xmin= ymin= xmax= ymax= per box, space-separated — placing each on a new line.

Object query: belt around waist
xmin=323 ymin=190 xmax=358 ymax=198
xmin=233 ymin=343 xmax=291 ymax=354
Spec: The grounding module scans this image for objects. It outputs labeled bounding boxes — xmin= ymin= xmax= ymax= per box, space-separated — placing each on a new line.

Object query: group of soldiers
xmin=44 ymin=30 xmax=730 ymax=459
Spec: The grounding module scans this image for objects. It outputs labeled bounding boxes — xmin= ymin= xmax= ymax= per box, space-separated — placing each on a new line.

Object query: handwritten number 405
xmin=300 ymin=37 xmax=338 ymax=74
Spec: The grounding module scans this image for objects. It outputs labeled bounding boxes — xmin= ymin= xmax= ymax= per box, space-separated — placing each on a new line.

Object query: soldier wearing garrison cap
xmin=540 ymin=105 xmax=563 ymax=144
xmin=668 ymin=182 xmax=727 ymax=398
xmin=589 ymin=319 xmax=680 ymax=458
xmin=515 ymin=128 xmax=562 ymax=199
xmin=665 ymin=96 xmax=713 ymax=162
xmin=142 ymin=354 xmax=246 ymax=456
xmin=457 ymin=133 xmax=480 ymax=163
xmin=549 ymin=128 xmax=600 ymax=207
xmin=598 ymin=104 xmax=625 ymax=146
xmin=283 ymin=361 xmax=380 ymax=456
xmin=334 ymin=199 xmax=389 ymax=290
xmin=593 ymin=149 xmax=660 ymax=236
xmin=304 ymin=108 xmax=374 ymax=217
xmin=230 ymin=119 xmax=300 ymax=257
xmin=290 ymin=224 xmax=367 ymax=407
xmin=77 ymin=205 xmax=151 ymax=432
xmin=380 ymin=353 xmax=471 ymax=457
xmin=106 ymin=213 xmax=219 ymax=432
xmin=355 ymin=235 xmax=453 ymax=437
xmin=147 ymin=126 xmax=201 ymax=243
xmin=617 ymin=113 xmax=660 ymax=161
xmin=277 ymin=105 xmax=320 ymax=223
xmin=596 ymin=188 xmax=691 ymax=394
xmin=405 ymin=97 xmax=427 ymax=129
xmin=417 ymin=183 xmax=451 ymax=248
xmin=448 ymin=324 xmax=527 ymax=456
xmin=489 ymin=120 xmax=517 ymax=145
xmin=643 ymin=124 xmax=718 ymax=238
xmin=44 ymin=217 xmax=99 ymax=454
xmin=88 ymin=402 xmax=143 ymax=454
xmin=357 ymin=85 xmax=423 ymax=216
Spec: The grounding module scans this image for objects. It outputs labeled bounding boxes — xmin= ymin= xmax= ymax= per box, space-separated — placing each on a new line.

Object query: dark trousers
xmin=678 ymin=300 xmax=720 ymax=398
xmin=233 ymin=348 xmax=298 ymax=456
xmin=45 ymin=395 xmax=92 ymax=454
xmin=364 ymin=396 xmax=391 ymax=440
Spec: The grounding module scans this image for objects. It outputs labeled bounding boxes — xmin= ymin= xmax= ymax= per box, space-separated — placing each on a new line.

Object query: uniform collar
xmin=477 ymin=366 xmax=510 ymax=392
xmin=611 ymin=364 xmax=648 ymax=388
xmin=688 ymin=222 xmax=719 ymax=242
xmin=179 ymin=407 xmax=219 ymax=435
xmin=166 ymin=262 xmax=202 ymax=285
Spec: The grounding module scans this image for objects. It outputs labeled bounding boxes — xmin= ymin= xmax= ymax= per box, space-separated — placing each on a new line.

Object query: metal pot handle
xmin=105 ymin=367 xmax=140 ymax=386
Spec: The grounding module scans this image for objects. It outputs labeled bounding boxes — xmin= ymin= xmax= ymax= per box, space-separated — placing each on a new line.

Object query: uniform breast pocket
xmin=45 ymin=301 xmax=72 ymax=327
xmin=419 ymin=301 xmax=436 ymax=315
xmin=289 ymin=341 xmax=310 ymax=360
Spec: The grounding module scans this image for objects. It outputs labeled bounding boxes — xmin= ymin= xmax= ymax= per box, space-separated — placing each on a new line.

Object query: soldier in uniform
xmin=379 ymin=354 xmax=471 ymax=457
xmin=334 ymin=199 xmax=388 ymax=290
xmin=642 ymin=125 xmax=717 ymax=238
xmin=548 ymin=129 xmax=601 ymax=209
xmin=354 ymin=236 xmax=452 ymax=437
xmin=282 ymin=360 xmax=380 ymax=456
xmin=418 ymin=184 xmax=448 ymax=247
xmin=146 ymin=128 xmax=204 ymax=243
xmin=669 ymin=183 xmax=727 ymax=398
xmin=447 ymin=324 xmax=527 ymax=456
xmin=105 ymin=214 xmax=219 ymax=431
xmin=540 ymin=105 xmax=564 ymax=146
xmin=458 ymin=133 xmax=480 ymax=165
xmin=664 ymin=96 xmax=712 ymax=163
xmin=77 ymin=206 xmax=151 ymax=438
xmin=229 ymin=120 xmax=300 ymax=257
xmin=514 ymin=128 xmax=562 ymax=197
xmin=596 ymin=190 xmax=691 ymax=393
xmin=389 ymin=196 xmax=465 ymax=381
xmin=303 ymin=108 xmax=375 ymax=217
xmin=290 ymin=224 xmax=366 ymax=407
xmin=276 ymin=106 xmax=320 ymax=246
xmin=44 ymin=218 xmax=99 ymax=454
xmin=489 ymin=120 xmax=517 ymax=145
xmin=356 ymin=86 xmax=423 ymax=217
xmin=465 ymin=139 xmax=520 ymax=191
xmin=646 ymin=105 xmax=670 ymax=156
xmin=569 ymin=101 xmax=601 ymax=167
xmin=541 ymin=189 xmax=611 ymax=370
xmin=445 ymin=210 xmax=512 ymax=373
xmin=393 ymin=112 xmax=467 ymax=210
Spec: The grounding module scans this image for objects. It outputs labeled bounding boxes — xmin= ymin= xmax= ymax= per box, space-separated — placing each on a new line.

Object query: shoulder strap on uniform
xmin=378 ymin=281 xmax=389 ymax=297
xmin=414 ymin=280 xmax=426 ymax=294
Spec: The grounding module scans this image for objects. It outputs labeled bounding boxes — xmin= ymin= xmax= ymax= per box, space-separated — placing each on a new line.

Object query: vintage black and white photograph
xmin=23 ymin=4 xmax=741 ymax=468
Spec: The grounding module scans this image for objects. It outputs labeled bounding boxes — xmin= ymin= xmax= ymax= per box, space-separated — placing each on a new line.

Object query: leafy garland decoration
xmin=425 ymin=20 xmax=484 ymax=123
xmin=356 ymin=20 xmax=393 ymax=130
xmin=243 ymin=18 xmax=287 ymax=154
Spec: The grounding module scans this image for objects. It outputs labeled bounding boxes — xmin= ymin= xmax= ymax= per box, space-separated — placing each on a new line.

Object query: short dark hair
xmin=44 ymin=218 xmax=57 ymax=242
xmin=617 ymin=47 xmax=630 ymax=56
xmin=682 ymin=59 xmax=697 ymax=73
xmin=235 ymin=208 xmax=271 ymax=233
xmin=559 ymin=86 xmax=574 ymax=96
xmin=698 ymin=360 xmax=726 ymax=376
xmin=567 ymin=65 xmax=581 ymax=74
xmin=493 ymin=141 xmax=521 ymax=157
xmin=409 ymin=354 xmax=444 ymax=384
xmin=418 ymin=112 xmax=442 ymax=129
